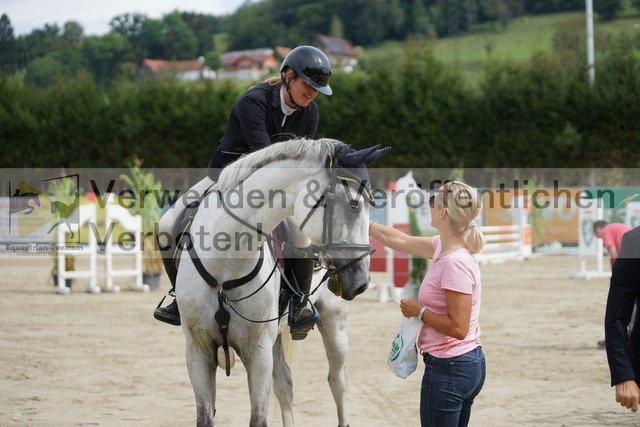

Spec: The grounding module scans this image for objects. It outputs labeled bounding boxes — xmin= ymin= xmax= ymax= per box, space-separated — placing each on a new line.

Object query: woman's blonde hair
xmin=264 ymin=76 xmax=282 ymax=86
xmin=437 ymin=181 xmax=485 ymax=254
xmin=264 ymin=66 xmax=294 ymax=86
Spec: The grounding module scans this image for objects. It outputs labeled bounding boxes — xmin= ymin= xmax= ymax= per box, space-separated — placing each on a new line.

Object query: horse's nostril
xmin=356 ymin=283 xmax=368 ymax=296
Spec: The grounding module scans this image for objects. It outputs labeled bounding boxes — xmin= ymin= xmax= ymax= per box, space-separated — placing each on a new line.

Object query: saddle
xmin=167 ymin=186 xmax=315 ymax=308
xmin=164 ymin=185 xmax=217 ymax=284
xmin=167 ymin=186 xmax=317 ymax=339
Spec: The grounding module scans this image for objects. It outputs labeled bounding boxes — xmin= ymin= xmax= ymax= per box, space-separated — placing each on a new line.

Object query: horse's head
xmin=292 ymin=141 xmax=390 ymax=300
xmin=217 ymin=138 xmax=389 ymax=300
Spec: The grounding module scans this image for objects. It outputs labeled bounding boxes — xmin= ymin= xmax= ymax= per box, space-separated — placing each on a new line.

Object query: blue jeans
xmin=420 ymin=346 xmax=486 ymax=427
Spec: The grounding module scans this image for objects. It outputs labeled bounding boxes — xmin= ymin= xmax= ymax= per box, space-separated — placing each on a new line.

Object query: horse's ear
xmin=337 ymin=145 xmax=389 ymax=168
xmin=362 ymin=146 xmax=391 ymax=165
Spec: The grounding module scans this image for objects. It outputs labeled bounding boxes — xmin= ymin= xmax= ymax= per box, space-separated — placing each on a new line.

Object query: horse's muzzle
xmin=326 ymin=257 xmax=370 ymax=301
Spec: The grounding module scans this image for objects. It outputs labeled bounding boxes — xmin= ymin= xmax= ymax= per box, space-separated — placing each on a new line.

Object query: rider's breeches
xmin=158 ymin=176 xmax=216 ymax=240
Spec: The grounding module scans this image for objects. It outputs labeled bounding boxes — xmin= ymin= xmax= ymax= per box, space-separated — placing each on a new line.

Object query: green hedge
xmin=0 ymin=77 xmax=243 ymax=168
xmin=2 ymin=43 xmax=639 ymax=169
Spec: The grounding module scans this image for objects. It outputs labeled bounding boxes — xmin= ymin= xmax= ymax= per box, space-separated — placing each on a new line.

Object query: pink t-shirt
xmin=600 ymin=223 xmax=632 ymax=251
xmin=417 ymin=235 xmax=482 ymax=358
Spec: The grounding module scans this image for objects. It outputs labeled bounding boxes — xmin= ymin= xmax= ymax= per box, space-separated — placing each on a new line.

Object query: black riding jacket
xmin=207 ymin=82 xmax=319 ymax=180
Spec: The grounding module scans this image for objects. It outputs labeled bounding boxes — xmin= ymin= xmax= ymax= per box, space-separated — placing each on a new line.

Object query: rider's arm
xmin=369 ymin=221 xmax=435 ymax=259
xmin=236 ymin=95 xmax=274 ymax=153
xmin=303 ymin=105 xmax=319 ymax=139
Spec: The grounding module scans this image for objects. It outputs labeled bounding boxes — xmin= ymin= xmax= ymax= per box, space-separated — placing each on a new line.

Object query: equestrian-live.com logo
xmin=7 ymin=174 xmax=80 ymax=244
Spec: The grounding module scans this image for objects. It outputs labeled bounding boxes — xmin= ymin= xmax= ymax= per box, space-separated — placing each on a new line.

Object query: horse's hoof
xmin=217 ymin=346 xmax=235 ymax=371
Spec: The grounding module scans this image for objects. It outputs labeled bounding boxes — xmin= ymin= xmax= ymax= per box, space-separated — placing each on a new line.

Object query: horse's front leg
xmin=242 ymin=336 xmax=275 ymax=427
xmin=317 ymin=301 xmax=351 ymax=427
xmin=184 ymin=333 xmax=217 ymax=427
xmin=272 ymin=334 xmax=294 ymax=427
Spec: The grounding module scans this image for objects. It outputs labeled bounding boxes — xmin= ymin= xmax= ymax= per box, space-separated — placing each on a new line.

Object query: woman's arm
xmin=369 ymin=221 xmax=434 ymax=259
xmin=607 ymin=245 xmax=619 ymax=266
xmin=400 ymin=291 xmax=472 ymax=340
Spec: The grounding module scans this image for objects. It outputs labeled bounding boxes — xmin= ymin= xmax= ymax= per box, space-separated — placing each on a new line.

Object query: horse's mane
xmin=217 ymin=138 xmax=342 ymax=191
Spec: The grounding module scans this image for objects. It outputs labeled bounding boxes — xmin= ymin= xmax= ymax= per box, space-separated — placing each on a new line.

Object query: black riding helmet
xmin=281 ymin=46 xmax=332 ymax=96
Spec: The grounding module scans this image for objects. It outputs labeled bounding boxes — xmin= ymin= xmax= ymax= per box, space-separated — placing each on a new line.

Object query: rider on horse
xmin=154 ymin=46 xmax=333 ymax=340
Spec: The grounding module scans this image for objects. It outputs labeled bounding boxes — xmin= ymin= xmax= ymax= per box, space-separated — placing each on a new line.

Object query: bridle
xmin=295 ymin=156 xmax=376 ymax=281
xmin=216 ymin=154 xmax=375 ymax=282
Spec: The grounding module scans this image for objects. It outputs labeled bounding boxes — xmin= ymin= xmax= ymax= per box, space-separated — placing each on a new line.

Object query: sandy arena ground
xmin=1 ymin=253 xmax=639 ymax=427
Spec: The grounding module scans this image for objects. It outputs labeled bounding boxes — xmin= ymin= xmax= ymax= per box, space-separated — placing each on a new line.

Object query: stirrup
xmin=155 ymin=289 xmax=176 ymax=308
xmin=154 ymin=291 xmax=181 ymax=326
xmin=288 ymin=295 xmax=319 ymax=331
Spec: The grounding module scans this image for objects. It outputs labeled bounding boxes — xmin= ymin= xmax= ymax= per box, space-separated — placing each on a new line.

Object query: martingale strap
xmin=187 ymin=243 xmax=265 ymax=291
xmin=215 ymin=292 xmax=232 ymax=377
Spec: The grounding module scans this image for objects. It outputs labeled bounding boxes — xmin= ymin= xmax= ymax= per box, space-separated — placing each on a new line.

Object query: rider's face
xmin=285 ymin=72 xmax=319 ymax=108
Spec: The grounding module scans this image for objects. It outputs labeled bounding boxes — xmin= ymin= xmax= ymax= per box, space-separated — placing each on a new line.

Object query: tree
xmin=139 ymin=19 xmax=165 ymax=59
xmin=329 ymin=15 xmax=344 ymax=39
xmin=163 ymin=12 xmax=198 ymax=60
xmin=110 ymin=13 xmax=147 ymax=64
xmin=25 ymin=54 xmax=64 ymax=87
xmin=18 ymin=23 xmax=61 ymax=67
xmin=0 ymin=14 xmax=16 ymax=72
xmin=61 ymin=21 xmax=84 ymax=48
xmin=204 ymin=50 xmax=221 ymax=70
xmin=180 ymin=12 xmax=225 ymax=56
xmin=81 ymin=33 xmax=132 ymax=82
xmin=594 ymin=0 xmax=622 ymax=21
xmin=524 ymin=0 xmax=583 ymax=13
xmin=404 ymin=0 xmax=429 ymax=39
xmin=227 ymin=2 xmax=280 ymax=50
xmin=345 ymin=0 xmax=404 ymax=46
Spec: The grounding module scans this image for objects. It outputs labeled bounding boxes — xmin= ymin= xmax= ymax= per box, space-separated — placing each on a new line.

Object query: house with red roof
xmin=218 ymin=48 xmax=278 ymax=80
xmin=312 ymin=35 xmax=358 ymax=71
xmin=141 ymin=57 xmax=216 ymax=80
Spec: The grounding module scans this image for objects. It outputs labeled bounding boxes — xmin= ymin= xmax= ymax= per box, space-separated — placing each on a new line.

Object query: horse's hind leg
xmin=272 ymin=334 xmax=294 ymax=427
xmin=185 ymin=334 xmax=217 ymax=427
xmin=317 ymin=305 xmax=350 ymax=427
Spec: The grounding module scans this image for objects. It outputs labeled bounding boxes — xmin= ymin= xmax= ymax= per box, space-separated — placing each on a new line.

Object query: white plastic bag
xmin=388 ymin=316 xmax=422 ymax=379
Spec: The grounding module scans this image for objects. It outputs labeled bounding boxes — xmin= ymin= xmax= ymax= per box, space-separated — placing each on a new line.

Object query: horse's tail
xmin=269 ymin=330 xmax=301 ymax=420
xmin=281 ymin=330 xmax=300 ymax=371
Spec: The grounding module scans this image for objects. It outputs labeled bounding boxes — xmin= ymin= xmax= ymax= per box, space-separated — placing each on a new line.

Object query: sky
xmin=2 ymin=0 xmax=250 ymax=36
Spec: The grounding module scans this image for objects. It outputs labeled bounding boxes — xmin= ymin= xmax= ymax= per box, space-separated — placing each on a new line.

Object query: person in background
xmin=594 ymin=220 xmax=633 ymax=348
xmin=593 ymin=220 xmax=633 ymax=266
xmin=604 ymin=225 xmax=640 ymax=412
xmin=369 ymin=180 xmax=486 ymax=427
xmin=153 ymin=46 xmax=332 ymax=340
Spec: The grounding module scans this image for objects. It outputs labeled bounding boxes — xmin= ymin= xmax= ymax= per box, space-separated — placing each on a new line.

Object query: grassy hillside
xmin=361 ymin=11 xmax=640 ymax=84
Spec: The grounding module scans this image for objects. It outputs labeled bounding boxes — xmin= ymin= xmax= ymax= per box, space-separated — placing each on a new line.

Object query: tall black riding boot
xmin=153 ymin=250 xmax=181 ymax=326
xmin=287 ymin=257 xmax=317 ymax=340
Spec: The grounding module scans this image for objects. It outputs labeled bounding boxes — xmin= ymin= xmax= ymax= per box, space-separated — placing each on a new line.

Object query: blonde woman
xmin=369 ymin=181 xmax=486 ymax=427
